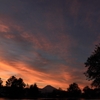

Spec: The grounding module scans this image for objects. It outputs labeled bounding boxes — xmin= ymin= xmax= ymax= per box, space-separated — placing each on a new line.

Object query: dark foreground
xmin=1 ymin=98 xmax=100 ymax=100
xmin=0 ymin=98 xmax=98 ymax=100
xmin=0 ymin=76 xmax=100 ymax=99
xmin=0 ymin=86 xmax=100 ymax=99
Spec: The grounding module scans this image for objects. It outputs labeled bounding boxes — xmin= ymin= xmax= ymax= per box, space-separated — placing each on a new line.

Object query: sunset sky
xmin=0 ymin=0 xmax=100 ymax=90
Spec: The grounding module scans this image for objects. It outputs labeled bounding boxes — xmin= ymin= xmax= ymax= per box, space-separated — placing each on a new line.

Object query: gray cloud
xmin=0 ymin=0 xmax=100 ymax=88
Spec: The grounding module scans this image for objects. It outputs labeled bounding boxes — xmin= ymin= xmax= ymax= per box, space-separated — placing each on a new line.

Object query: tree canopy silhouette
xmin=85 ymin=44 xmax=100 ymax=88
xmin=6 ymin=76 xmax=16 ymax=87
xmin=6 ymin=76 xmax=25 ymax=88
xmin=1 ymin=75 xmax=100 ymax=99
xmin=0 ymin=78 xmax=3 ymax=87
xmin=29 ymin=83 xmax=39 ymax=98
xmin=67 ymin=83 xmax=81 ymax=97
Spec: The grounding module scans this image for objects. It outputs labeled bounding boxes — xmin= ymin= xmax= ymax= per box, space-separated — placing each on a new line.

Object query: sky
xmin=0 ymin=0 xmax=100 ymax=90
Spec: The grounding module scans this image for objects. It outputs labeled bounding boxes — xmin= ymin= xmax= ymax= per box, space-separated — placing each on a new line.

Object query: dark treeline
xmin=0 ymin=76 xmax=100 ymax=99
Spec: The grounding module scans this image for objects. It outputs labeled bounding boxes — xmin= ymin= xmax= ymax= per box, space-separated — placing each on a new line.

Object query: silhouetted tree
xmin=83 ymin=86 xmax=93 ymax=98
xmin=5 ymin=76 xmax=26 ymax=98
xmin=67 ymin=83 xmax=81 ymax=98
xmin=0 ymin=78 xmax=3 ymax=97
xmin=0 ymin=78 xmax=3 ymax=87
xmin=93 ymin=88 xmax=100 ymax=98
xmin=83 ymin=86 xmax=91 ymax=94
xmin=12 ymin=78 xmax=26 ymax=88
xmin=29 ymin=83 xmax=39 ymax=98
xmin=6 ymin=76 xmax=25 ymax=88
xmin=6 ymin=76 xmax=17 ymax=87
xmin=85 ymin=44 xmax=100 ymax=88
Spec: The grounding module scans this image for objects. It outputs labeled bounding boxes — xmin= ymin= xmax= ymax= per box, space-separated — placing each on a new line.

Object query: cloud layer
xmin=0 ymin=0 xmax=100 ymax=89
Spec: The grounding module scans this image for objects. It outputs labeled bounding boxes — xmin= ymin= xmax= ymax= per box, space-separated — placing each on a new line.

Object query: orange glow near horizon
xmin=0 ymin=61 xmax=64 ymax=88
xmin=0 ymin=61 xmax=89 ymax=90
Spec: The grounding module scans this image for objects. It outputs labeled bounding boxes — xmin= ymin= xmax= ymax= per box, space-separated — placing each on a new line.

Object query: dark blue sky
xmin=0 ymin=0 xmax=100 ymax=89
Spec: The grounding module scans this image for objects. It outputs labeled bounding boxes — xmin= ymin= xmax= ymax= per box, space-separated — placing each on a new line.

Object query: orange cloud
xmin=0 ymin=4 xmax=91 ymax=91
xmin=0 ymin=24 xmax=9 ymax=33
xmin=0 ymin=60 xmax=90 ymax=90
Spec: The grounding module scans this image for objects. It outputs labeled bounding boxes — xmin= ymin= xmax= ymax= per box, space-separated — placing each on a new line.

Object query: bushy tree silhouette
xmin=29 ymin=83 xmax=39 ymax=98
xmin=67 ymin=83 xmax=81 ymax=97
xmin=83 ymin=86 xmax=93 ymax=98
xmin=85 ymin=44 xmax=100 ymax=88
xmin=6 ymin=76 xmax=25 ymax=88
xmin=6 ymin=76 xmax=17 ymax=87
xmin=83 ymin=86 xmax=91 ymax=94
xmin=12 ymin=78 xmax=26 ymax=88
xmin=5 ymin=76 xmax=26 ymax=98
xmin=0 ymin=78 xmax=3 ymax=87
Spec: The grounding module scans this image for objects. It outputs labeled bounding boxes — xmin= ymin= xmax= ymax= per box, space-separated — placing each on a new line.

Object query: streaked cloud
xmin=0 ymin=0 xmax=100 ymax=90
